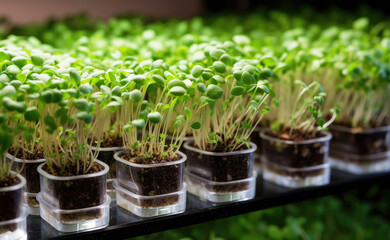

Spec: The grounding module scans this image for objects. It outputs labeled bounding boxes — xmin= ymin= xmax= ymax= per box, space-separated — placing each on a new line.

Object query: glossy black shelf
xmin=27 ymin=169 xmax=390 ymax=240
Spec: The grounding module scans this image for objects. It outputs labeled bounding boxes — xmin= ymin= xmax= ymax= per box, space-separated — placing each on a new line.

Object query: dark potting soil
xmin=90 ymin=134 xmax=123 ymax=148
xmin=262 ymin=130 xmax=327 ymax=178
xmin=267 ymin=127 xmax=323 ymax=142
xmin=0 ymin=174 xmax=23 ymax=233
xmin=118 ymin=152 xmax=183 ymax=208
xmin=330 ymin=122 xmax=390 ymax=158
xmin=8 ymin=147 xmax=44 ymax=160
xmin=41 ymin=163 xmax=106 ymax=222
xmin=187 ymin=142 xmax=253 ymax=193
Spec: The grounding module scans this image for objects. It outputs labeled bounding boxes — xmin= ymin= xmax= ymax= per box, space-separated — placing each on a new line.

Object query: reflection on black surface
xmin=26 ymin=168 xmax=390 ymax=240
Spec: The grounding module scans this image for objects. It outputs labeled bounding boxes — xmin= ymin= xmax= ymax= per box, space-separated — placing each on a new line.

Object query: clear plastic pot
xmin=91 ymin=146 xmax=125 ymax=200
xmin=261 ymin=130 xmax=332 ymax=188
xmin=6 ymin=153 xmax=45 ymax=215
xmin=37 ymin=160 xmax=110 ymax=232
xmin=329 ymin=124 xmax=390 ymax=174
xmin=114 ymin=150 xmax=186 ymax=217
xmin=183 ymin=140 xmax=257 ymax=203
xmin=251 ymin=127 xmax=265 ymax=173
xmin=0 ymin=173 xmax=26 ymax=239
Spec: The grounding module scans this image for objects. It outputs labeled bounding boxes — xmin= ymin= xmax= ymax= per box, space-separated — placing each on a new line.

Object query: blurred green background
xmin=132 ymin=185 xmax=390 ymax=240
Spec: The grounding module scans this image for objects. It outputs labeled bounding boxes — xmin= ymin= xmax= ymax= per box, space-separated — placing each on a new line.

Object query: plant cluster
xmin=0 ymin=8 xmax=389 ymax=179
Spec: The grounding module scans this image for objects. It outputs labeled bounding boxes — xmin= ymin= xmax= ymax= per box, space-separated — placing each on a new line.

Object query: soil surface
xmin=268 ymin=127 xmax=322 ymax=141
xmin=8 ymin=147 xmax=44 ymax=160
xmin=43 ymin=161 xmax=103 ymax=176
xmin=0 ymin=174 xmax=20 ymax=188
xmin=119 ymin=151 xmax=179 ymax=164
xmin=90 ymin=134 xmax=123 ymax=148
xmin=0 ymin=174 xmax=23 ymax=233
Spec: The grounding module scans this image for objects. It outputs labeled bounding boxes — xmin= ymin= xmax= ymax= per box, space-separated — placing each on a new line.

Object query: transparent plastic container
xmin=329 ymin=124 xmax=390 ymax=174
xmin=186 ymin=170 xmax=256 ymax=203
xmin=0 ymin=209 xmax=27 ymax=240
xmin=36 ymin=193 xmax=110 ymax=232
xmin=6 ymin=153 xmax=45 ymax=215
xmin=251 ymin=127 xmax=265 ymax=173
xmin=37 ymin=160 xmax=109 ymax=232
xmin=114 ymin=150 xmax=186 ymax=217
xmin=261 ymin=130 xmax=332 ymax=188
xmin=91 ymin=146 xmax=125 ymax=200
xmin=114 ymin=181 xmax=186 ymax=218
xmin=183 ymin=140 xmax=257 ymax=203
xmin=0 ymin=173 xmax=26 ymax=240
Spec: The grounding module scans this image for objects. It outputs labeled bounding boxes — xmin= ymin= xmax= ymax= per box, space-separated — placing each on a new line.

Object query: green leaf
xmin=191 ymin=122 xmax=201 ymax=129
xmin=213 ymin=61 xmax=227 ymax=73
xmin=241 ymin=121 xmax=251 ymax=129
xmin=260 ymin=57 xmax=276 ymax=68
xmin=231 ymin=86 xmax=245 ymax=96
xmin=205 ymin=84 xmax=224 ymax=100
xmin=147 ymin=112 xmax=162 ymax=124
xmin=185 ymin=107 xmax=192 ymax=120
xmin=220 ymin=53 xmax=232 ymax=65
xmin=25 ymin=107 xmax=40 ymax=122
xmin=169 ymin=86 xmax=186 ymax=96
xmin=79 ymin=83 xmax=93 ymax=95
xmin=100 ymin=85 xmax=111 ymax=96
xmin=129 ymin=89 xmax=143 ymax=103
xmin=74 ymin=99 xmax=90 ymax=111
xmin=31 ymin=55 xmax=44 ymax=66
xmin=0 ymin=85 xmax=16 ymax=96
xmin=76 ymin=111 xmax=92 ymax=124
xmin=132 ymin=119 xmax=145 ymax=129
xmin=112 ymin=86 xmax=122 ymax=96
xmin=151 ymin=74 xmax=165 ymax=86
xmin=69 ymin=69 xmax=81 ymax=85
xmin=197 ymin=83 xmax=206 ymax=92
xmin=12 ymin=56 xmax=27 ymax=69
xmin=2 ymin=97 xmax=26 ymax=113
xmin=168 ymin=79 xmax=187 ymax=89
xmin=314 ymin=96 xmax=324 ymax=105
xmin=191 ymin=65 xmax=204 ymax=78
xmin=210 ymin=49 xmax=225 ymax=60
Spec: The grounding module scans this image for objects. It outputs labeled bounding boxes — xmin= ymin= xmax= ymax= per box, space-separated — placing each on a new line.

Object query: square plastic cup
xmin=261 ymin=130 xmax=332 ymax=188
xmin=37 ymin=160 xmax=110 ymax=232
xmin=184 ymin=140 xmax=257 ymax=203
xmin=114 ymin=150 xmax=187 ymax=217
xmin=329 ymin=124 xmax=390 ymax=174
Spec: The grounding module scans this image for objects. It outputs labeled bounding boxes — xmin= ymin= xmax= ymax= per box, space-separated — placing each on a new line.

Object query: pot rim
xmin=37 ymin=160 xmax=109 ymax=181
xmin=183 ymin=140 xmax=257 ymax=156
xmin=260 ymin=129 xmax=332 ymax=145
xmin=0 ymin=171 xmax=26 ymax=192
xmin=6 ymin=153 xmax=45 ymax=163
xmin=90 ymin=145 xmax=126 ymax=152
xmin=114 ymin=150 xmax=187 ymax=168
xmin=329 ymin=124 xmax=390 ymax=134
